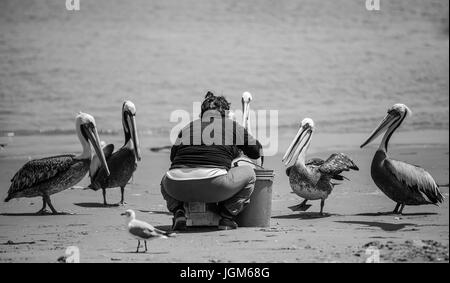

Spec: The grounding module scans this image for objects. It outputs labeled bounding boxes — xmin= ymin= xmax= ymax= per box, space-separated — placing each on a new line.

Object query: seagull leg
xmin=43 ymin=194 xmax=58 ymax=214
xmin=36 ymin=196 xmax=48 ymax=214
xmin=144 ymin=241 xmax=147 ymax=252
xmin=136 ymin=240 xmax=140 ymax=253
xmin=393 ymin=203 xmax=400 ymax=214
xmin=398 ymin=204 xmax=405 ymax=215
xmin=320 ymin=199 xmax=325 ymax=215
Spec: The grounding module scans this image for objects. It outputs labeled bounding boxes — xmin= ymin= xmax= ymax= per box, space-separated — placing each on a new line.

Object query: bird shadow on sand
xmin=335 ymin=220 xmax=417 ymax=232
xmin=272 ymin=212 xmax=335 ymax=220
xmin=355 ymin=212 xmax=438 ymax=217
xmin=113 ymin=250 xmax=170 ymax=255
xmin=73 ymin=202 xmax=120 ymax=208
xmin=138 ymin=210 xmax=172 ymax=216
xmin=155 ymin=225 xmax=219 ymax=234
xmin=0 ymin=212 xmax=79 ymax=216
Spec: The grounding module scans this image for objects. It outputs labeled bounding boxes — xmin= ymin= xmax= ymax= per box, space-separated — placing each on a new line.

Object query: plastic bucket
xmin=236 ymin=169 xmax=274 ymax=227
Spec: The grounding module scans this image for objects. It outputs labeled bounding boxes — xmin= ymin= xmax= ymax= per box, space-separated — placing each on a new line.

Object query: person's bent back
xmin=160 ymin=91 xmax=263 ymax=230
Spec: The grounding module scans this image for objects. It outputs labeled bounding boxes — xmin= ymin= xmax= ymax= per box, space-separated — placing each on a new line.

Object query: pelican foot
xmin=289 ymin=203 xmax=312 ymax=212
xmin=36 ymin=208 xmax=51 ymax=215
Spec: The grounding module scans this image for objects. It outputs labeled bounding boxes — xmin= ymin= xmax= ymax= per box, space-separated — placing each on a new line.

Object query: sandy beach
xmin=0 ymin=141 xmax=448 ymax=263
xmin=0 ymin=0 xmax=448 ymax=263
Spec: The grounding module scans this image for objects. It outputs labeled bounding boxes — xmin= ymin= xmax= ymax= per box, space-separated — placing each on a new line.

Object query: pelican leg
xmin=398 ymin=204 xmax=405 ymax=215
xmin=393 ymin=203 xmax=401 ymax=214
xmin=300 ymin=199 xmax=308 ymax=207
xmin=320 ymin=199 xmax=325 ymax=215
xmin=43 ymin=194 xmax=58 ymax=214
xmin=144 ymin=241 xmax=147 ymax=252
xmin=36 ymin=196 xmax=48 ymax=214
xmin=102 ymin=188 xmax=108 ymax=206
xmin=136 ymin=240 xmax=140 ymax=253
xmin=119 ymin=186 xmax=126 ymax=206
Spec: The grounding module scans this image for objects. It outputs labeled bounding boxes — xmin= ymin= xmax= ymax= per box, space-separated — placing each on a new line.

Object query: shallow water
xmin=0 ymin=0 xmax=448 ymax=154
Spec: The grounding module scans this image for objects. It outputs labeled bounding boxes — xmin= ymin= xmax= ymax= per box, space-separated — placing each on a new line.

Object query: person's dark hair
xmin=200 ymin=91 xmax=231 ymax=117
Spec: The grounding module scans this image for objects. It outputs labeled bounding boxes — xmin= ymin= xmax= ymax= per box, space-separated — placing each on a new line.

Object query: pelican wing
xmin=306 ymin=158 xmax=325 ymax=167
xmin=285 ymin=166 xmax=293 ymax=176
xmin=89 ymin=144 xmax=114 ymax=180
xmin=385 ymin=159 xmax=444 ymax=205
xmin=8 ymin=155 xmax=75 ymax=195
xmin=286 ymin=158 xmax=324 ymax=176
xmin=319 ymin=153 xmax=359 ymax=177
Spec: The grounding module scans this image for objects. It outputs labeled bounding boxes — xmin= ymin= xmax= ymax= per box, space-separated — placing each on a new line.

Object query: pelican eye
xmin=387 ymin=109 xmax=400 ymax=116
xmin=83 ymin=121 xmax=95 ymax=128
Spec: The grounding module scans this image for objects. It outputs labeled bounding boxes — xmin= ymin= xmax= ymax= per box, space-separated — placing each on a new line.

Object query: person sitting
xmin=160 ymin=91 xmax=263 ymax=230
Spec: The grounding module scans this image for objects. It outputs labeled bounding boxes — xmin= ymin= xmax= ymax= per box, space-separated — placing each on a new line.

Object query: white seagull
xmin=121 ymin=209 xmax=175 ymax=253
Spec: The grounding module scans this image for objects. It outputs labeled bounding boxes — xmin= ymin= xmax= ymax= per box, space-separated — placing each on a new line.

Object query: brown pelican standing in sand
xmin=282 ymin=118 xmax=359 ymax=214
xmin=4 ymin=113 xmax=110 ymax=214
xmin=88 ymin=101 xmax=141 ymax=206
xmin=360 ymin=104 xmax=444 ymax=214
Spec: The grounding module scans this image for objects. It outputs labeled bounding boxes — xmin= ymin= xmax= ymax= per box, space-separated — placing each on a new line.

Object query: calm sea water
xmin=0 ymin=0 xmax=448 ymax=143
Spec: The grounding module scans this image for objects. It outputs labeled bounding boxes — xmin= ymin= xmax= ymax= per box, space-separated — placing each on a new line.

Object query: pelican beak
xmin=128 ymin=114 xmax=141 ymax=161
xmin=120 ymin=212 xmax=126 ymax=216
xmin=360 ymin=112 xmax=398 ymax=148
xmin=242 ymin=98 xmax=250 ymax=129
xmin=84 ymin=123 xmax=110 ymax=176
xmin=282 ymin=126 xmax=311 ymax=166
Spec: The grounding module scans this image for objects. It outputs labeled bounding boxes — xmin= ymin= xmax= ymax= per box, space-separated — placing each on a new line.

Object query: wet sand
xmin=0 ymin=144 xmax=448 ymax=263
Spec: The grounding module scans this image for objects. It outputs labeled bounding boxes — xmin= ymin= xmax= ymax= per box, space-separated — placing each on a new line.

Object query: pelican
xmin=4 ymin=113 xmax=110 ymax=214
xmin=121 ymin=209 xmax=175 ymax=253
xmin=88 ymin=101 xmax=141 ymax=206
xmin=282 ymin=118 xmax=359 ymax=214
xmin=242 ymin=91 xmax=253 ymax=132
xmin=360 ymin=104 xmax=444 ymax=214
xmin=234 ymin=91 xmax=263 ymax=167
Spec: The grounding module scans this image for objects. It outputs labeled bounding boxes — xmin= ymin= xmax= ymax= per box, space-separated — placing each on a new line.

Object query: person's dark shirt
xmin=170 ymin=114 xmax=262 ymax=170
